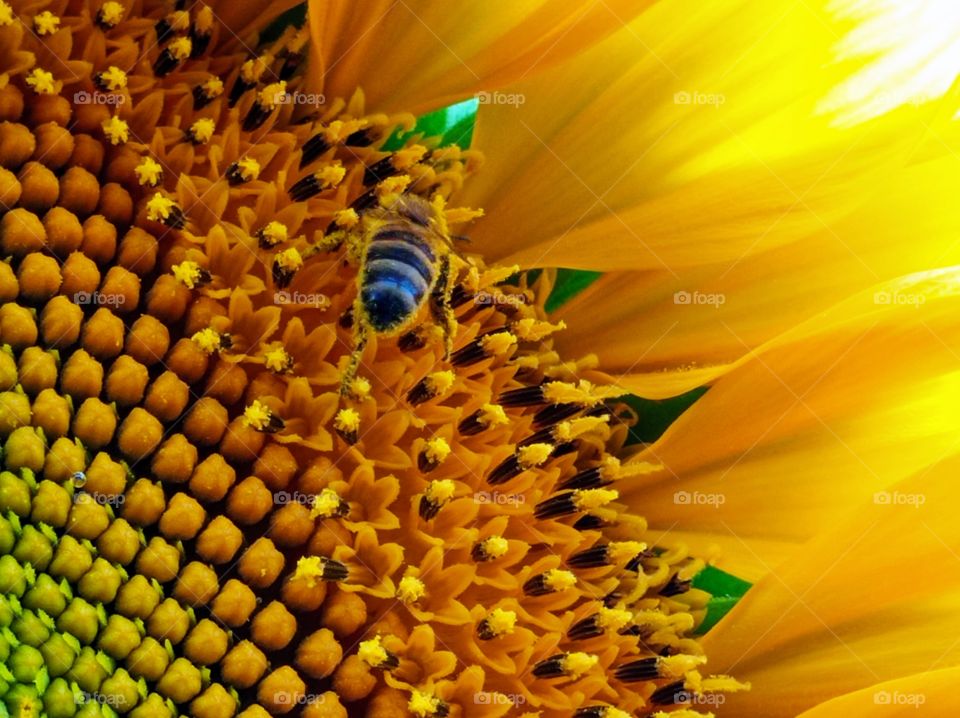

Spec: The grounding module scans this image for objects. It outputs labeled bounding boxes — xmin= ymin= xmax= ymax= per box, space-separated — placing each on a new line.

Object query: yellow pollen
xmin=98 ymin=66 xmax=128 ymax=91
xmin=444 ymin=205 xmax=485 ymax=225
xmin=484 ymin=608 xmax=517 ymax=636
xmin=292 ymin=556 xmax=325 ymax=588
xmin=189 ymin=118 xmax=216 ymax=144
xmin=98 ymin=2 xmax=124 ymax=26
xmin=323 ymin=119 xmax=366 ymax=143
xmin=167 ymin=10 xmax=189 ymax=31
xmin=201 ymin=77 xmax=223 ymax=98
xmin=397 ymin=575 xmax=425 ymax=604
xmin=658 ymin=655 xmax=707 ymax=679
xmin=543 ymin=569 xmax=577 ymax=592
xmin=234 ymin=157 xmax=261 ymax=182
xmin=309 ymin=488 xmax=343 ymax=519
xmin=425 ymin=370 xmax=455 ymax=396
xmin=190 ymin=328 xmax=223 ymax=354
xmin=512 ymin=318 xmax=566 ymax=342
xmin=479 ymin=403 xmax=508 ymax=427
xmin=599 ymin=455 xmax=663 ymax=480
xmin=240 ymin=54 xmax=273 ymax=83
xmin=348 ymin=376 xmax=371 ymax=399
xmin=517 ymin=443 xmax=553 ymax=470
xmin=408 ymin=690 xmax=442 ymax=717
xmin=607 ymin=541 xmax=647 ymax=565
xmin=167 ymin=37 xmax=192 ymax=61
xmin=264 ymin=347 xmax=292 ymax=373
xmin=480 ymin=331 xmax=517 ymax=356
xmin=133 ymin=157 xmax=163 ymax=187
xmin=423 ymin=437 xmax=450 ymax=465
xmin=543 ymin=380 xmax=624 ymax=406
xmin=258 ymin=81 xmax=287 ymax=109
xmin=171 ymin=261 xmax=205 ymax=289
xmin=573 ymin=488 xmax=619 ymax=511
xmin=276 ymin=247 xmax=303 ymax=272
xmin=562 ymin=652 xmax=599 ymax=678
xmin=0 ymin=2 xmax=13 ymax=26
xmin=33 ymin=10 xmax=60 ymax=35
xmin=333 ymin=408 xmax=360 ymax=433
xmin=596 ymin=607 xmax=633 ymax=633
xmin=480 ymin=536 xmax=509 ymax=559
xmin=554 ymin=415 xmax=609 ymax=442
xmin=26 ymin=69 xmax=57 ymax=95
xmin=392 ymin=145 xmax=428 ymax=170
xmin=243 ymin=400 xmax=274 ymax=431
xmin=424 ymin=479 xmax=455 ymax=505
xmin=697 ymin=675 xmax=751 ymax=694
xmin=358 ymin=636 xmax=391 ymax=667
xmin=101 ymin=116 xmax=129 ymax=145
xmin=194 ymin=5 xmax=213 ymax=32
xmin=259 ymin=221 xmax=288 ymax=245
xmin=146 ymin=194 xmax=177 ymax=223
xmin=376 ymin=175 xmax=412 ymax=204
xmin=333 ymin=208 xmax=359 ymax=229
xmin=314 ymin=163 xmax=346 ymax=189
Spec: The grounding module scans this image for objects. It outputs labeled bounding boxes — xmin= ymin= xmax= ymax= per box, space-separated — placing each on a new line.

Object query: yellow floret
xmin=98 ymin=66 xmax=128 ymax=91
xmin=517 ymin=443 xmax=553 ymax=470
xmin=309 ymin=489 xmax=343 ymax=519
xmin=425 ymin=370 xmax=455 ymax=396
xmin=407 ymin=690 xmax=442 ymax=717
xmin=512 ymin=318 xmax=566 ymax=342
xmin=562 ymin=653 xmax=599 ymax=678
xmin=101 ymin=116 xmax=129 ymax=145
xmin=423 ymin=437 xmax=450 ymax=465
xmin=357 ymin=636 xmax=389 ymax=667
xmin=479 ymin=536 xmax=509 ymax=559
xmin=134 ymin=157 xmax=163 ymax=187
xmin=543 ymin=569 xmax=577 ymax=592
xmin=275 ymin=248 xmax=303 ymax=272
xmin=189 ymin=118 xmax=216 ymax=144
xmin=293 ymin=556 xmax=325 ymax=588
xmin=259 ymin=221 xmax=288 ymax=245
xmin=0 ymin=1 xmax=14 ymax=25
xmin=314 ymin=163 xmax=346 ymax=189
xmin=258 ymin=81 xmax=287 ymax=109
xmin=333 ymin=408 xmax=360 ymax=433
xmin=396 ymin=575 xmax=425 ymax=604
xmin=333 ymin=208 xmax=359 ymax=229
xmin=479 ymin=404 xmax=508 ymax=427
xmin=146 ymin=194 xmax=177 ymax=223
xmin=167 ymin=37 xmax=192 ymax=61
xmin=234 ymin=157 xmax=261 ymax=182
xmin=242 ymin=400 xmax=274 ymax=431
xmin=607 ymin=541 xmax=647 ymax=565
xmin=573 ymin=488 xmax=619 ymax=511
xmin=424 ymin=479 xmax=455 ymax=505
xmin=201 ymin=77 xmax=223 ymax=98
xmin=98 ymin=1 xmax=124 ymax=26
xmin=171 ymin=261 xmax=205 ymax=289
xmin=33 ymin=10 xmax=60 ymax=35
xmin=264 ymin=347 xmax=292 ymax=373
xmin=480 ymin=331 xmax=517 ymax=356
xmin=484 ymin=608 xmax=517 ymax=637
xmin=26 ymin=69 xmax=58 ymax=95
xmin=190 ymin=328 xmax=223 ymax=355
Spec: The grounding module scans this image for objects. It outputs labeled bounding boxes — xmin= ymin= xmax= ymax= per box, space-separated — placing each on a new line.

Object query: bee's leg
xmin=340 ymin=299 xmax=369 ymax=396
xmin=302 ymin=230 xmax=347 ymax=259
xmin=431 ymin=255 xmax=458 ymax=360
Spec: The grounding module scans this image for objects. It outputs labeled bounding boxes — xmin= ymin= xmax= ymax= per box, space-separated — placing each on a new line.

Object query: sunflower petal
xmin=701 ymin=455 xmax=960 ymax=717
xmin=618 ymin=268 xmax=960 ymax=576
xmin=457 ymin=0 xmax=959 ymax=270
xmin=306 ymin=0 xmax=654 ymax=114
xmin=554 ymin=149 xmax=960 ymax=396
xmin=797 ymin=668 xmax=960 ymax=717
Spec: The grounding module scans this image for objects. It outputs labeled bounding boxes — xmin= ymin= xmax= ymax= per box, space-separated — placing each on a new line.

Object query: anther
xmin=471 ymin=535 xmax=509 ymax=562
xmin=396 ymin=575 xmax=425 ymax=604
xmin=567 ymin=541 xmax=647 ymax=569
xmin=535 ymin=488 xmax=619 ymax=520
xmin=408 ymin=691 xmax=448 ymax=718
xmin=155 ymin=11 xmax=188 ymax=42
xmin=272 ymin=248 xmax=303 ymax=288
xmin=226 ymin=157 xmax=261 ymax=185
xmin=615 ymin=655 xmax=705 ymax=684
xmin=93 ymin=66 xmax=128 ymax=92
xmin=358 ymin=636 xmax=399 ymax=670
xmin=154 ymin=37 xmax=192 ymax=76
xmin=96 ymin=1 xmax=125 ymax=28
xmin=458 ymin=403 xmax=509 ymax=436
xmin=190 ymin=6 xmax=213 ymax=57
xmin=299 ymin=131 xmax=331 ymax=168
xmin=477 ymin=608 xmax=517 ymax=640
xmin=488 ymin=442 xmax=554 ymax=485
xmin=193 ymin=77 xmax=223 ymax=110
xmin=419 ymin=479 xmax=455 ymax=520
xmin=256 ymin=221 xmax=288 ymax=248
xmin=135 ymin=157 xmax=163 ymax=188
xmin=532 ymin=652 xmax=598 ymax=680
xmin=146 ymin=194 xmax=185 ymax=228
xmin=264 ymin=346 xmax=293 ymax=374
xmin=398 ymin=328 xmax=427 ymax=352
xmin=309 ymin=488 xmax=349 ymax=519
xmin=574 ymin=707 xmax=633 ymax=718
xmin=418 ymin=437 xmax=451 ymax=473
xmin=407 ymin=370 xmax=455 ymax=405
xmin=171 ymin=260 xmax=211 ymax=289
xmin=34 ymin=10 xmax=60 ymax=35
xmin=293 ymin=555 xmax=348 ymax=585
xmin=289 ymin=163 xmax=346 ymax=201
xmin=230 ymin=53 xmax=274 ymax=105
xmin=242 ymin=400 xmax=285 ymax=434
xmin=333 ymin=408 xmax=360 ymax=444
xmin=523 ymin=569 xmax=577 ymax=596
xmin=244 ymin=81 xmax=286 ymax=131
xmin=451 ymin=331 xmax=517 ymax=367
xmin=658 ymin=574 xmax=692 ymax=597
xmin=567 ymin=607 xmax=633 ymax=640
xmin=190 ymin=328 xmax=232 ymax=354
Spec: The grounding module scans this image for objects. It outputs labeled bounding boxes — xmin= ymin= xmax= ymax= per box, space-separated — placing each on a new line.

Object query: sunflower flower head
xmin=0 ymin=1 xmax=754 ymax=717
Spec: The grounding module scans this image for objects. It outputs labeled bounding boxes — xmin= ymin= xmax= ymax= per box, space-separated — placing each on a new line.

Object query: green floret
xmin=9 ymin=642 xmax=45 ymax=682
xmin=98 ymin=668 xmax=142 ymax=714
xmin=0 ymin=553 xmax=31 ymax=595
xmin=11 ymin=608 xmax=54 ymax=647
xmin=0 ymin=471 xmax=32 ymax=517
xmin=97 ymin=614 xmax=142 ymax=660
xmin=48 ymin=535 xmax=94 ymax=583
xmin=4 ymin=683 xmax=43 ymax=718
xmin=23 ymin=571 xmax=69 ymax=616
xmin=0 ymin=511 xmax=17 ymax=553
xmin=57 ymin=598 xmax=102 ymax=646
xmin=40 ymin=631 xmax=80 ymax=676
xmin=66 ymin=647 xmax=110 ymax=693
xmin=43 ymin=677 xmax=79 ymax=718
xmin=12 ymin=523 xmax=56 ymax=570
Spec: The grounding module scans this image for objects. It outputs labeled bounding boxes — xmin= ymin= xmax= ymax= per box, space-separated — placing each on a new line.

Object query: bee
xmin=327 ymin=193 xmax=463 ymax=393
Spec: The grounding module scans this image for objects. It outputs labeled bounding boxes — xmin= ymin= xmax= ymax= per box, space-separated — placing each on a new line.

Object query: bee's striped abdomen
xmin=361 ymin=228 xmax=437 ymax=332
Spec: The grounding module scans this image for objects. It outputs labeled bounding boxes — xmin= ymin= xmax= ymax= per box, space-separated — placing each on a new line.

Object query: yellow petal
xmin=797 ymin=668 xmax=960 ymax=717
xmin=701 ymin=455 xmax=960 ymax=716
xmin=619 ymin=268 xmax=960 ymax=576
xmin=306 ymin=0 xmax=654 ymax=114
xmin=554 ymin=149 xmax=960 ymax=396
xmin=458 ymin=0 xmax=959 ymax=270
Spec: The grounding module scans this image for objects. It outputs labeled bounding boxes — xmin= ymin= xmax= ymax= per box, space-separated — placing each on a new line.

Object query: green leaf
xmin=617 ymin=388 xmax=708 ymax=445
xmin=382 ymin=97 xmax=480 ymax=151
xmin=691 ymin=565 xmax=752 ymax=635
xmin=544 ymin=269 xmax=602 ymax=313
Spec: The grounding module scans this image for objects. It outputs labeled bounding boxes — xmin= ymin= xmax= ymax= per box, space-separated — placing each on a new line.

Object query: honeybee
xmin=328 ymin=193 xmax=463 ymax=393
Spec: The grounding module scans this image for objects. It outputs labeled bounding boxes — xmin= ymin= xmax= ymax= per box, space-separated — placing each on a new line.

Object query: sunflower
xmin=0 ymin=1 xmax=958 ymax=718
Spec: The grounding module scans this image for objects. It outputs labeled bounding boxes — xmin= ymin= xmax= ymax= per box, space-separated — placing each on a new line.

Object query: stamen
xmin=488 ymin=442 xmax=554 ymax=485
xmin=33 ymin=10 xmax=60 ymax=35
xmin=293 ymin=555 xmax=348 ymax=585
xmin=358 ymin=636 xmax=399 ymax=670
xmin=333 ymin=408 xmax=360 ymax=444
xmin=309 ymin=488 xmax=349 ymax=519
xmin=567 ymin=607 xmax=633 ymax=640
xmin=471 ymin=535 xmax=509 ymax=562
xmin=289 ymin=163 xmax=346 ymax=201
xmin=26 ymin=69 xmax=58 ymax=95
xmin=614 ymin=655 xmax=705 ymax=683
xmin=243 ymin=400 xmax=285 ymax=434
xmin=231 ymin=53 xmax=274 ymax=105
xmin=418 ymin=437 xmax=451 ymax=473
xmin=190 ymin=6 xmax=214 ymax=57
xmin=190 ymin=328 xmax=232 ymax=355
xmin=257 ymin=221 xmax=288 ymax=248
xmin=244 ymin=81 xmax=287 ymax=131
xmin=567 ymin=541 xmax=647 ymax=569
xmin=272 ymin=248 xmax=303 ymax=288
xmin=407 ymin=370 xmax=455 ymax=405
xmin=171 ymin=260 xmax=210 ymax=289
xmin=532 ymin=652 xmax=598 ymax=680
xmin=264 ymin=346 xmax=294 ymax=374
xmin=477 ymin=608 xmax=517 ymax=640
xmin=396 ymin=575 xmax=426 ymax=604
xmin=534 ymin=488 xmax=619 ymax=520
xmin=408 ymin=690 xmax=448 ymax=718
xmin=96 ymin=1 xmax=125 ymax=28
xmin=451 ymin=331 xmax=517 ymax=366
xmin=155 ymin=11 xmax=188 ymax=42
xmin=193 ymin=77 xmax=223 ymax=109
xmin=226 ymin=157 xmax=261 ymax=185
xmin=523 ymin=569 xmax=577 ymax=596
xmin=154 ymin=37 xmax=192 ymax=76
xmin=146 ymin=194 xmax=185 ymax=228
xmin=419 ymin=479 xmax=455 ymax=520
xmin=458 ymin=403 xmax=509 ymax=435
xmin=101 ymin=116 xmax=129 ymax=146
xmin=93 ymin=66 xmax=128 ymax=92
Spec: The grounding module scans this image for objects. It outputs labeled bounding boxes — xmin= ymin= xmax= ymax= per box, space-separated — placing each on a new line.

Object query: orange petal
xmin=798 ymin=668 xmax=960 ymax=717
xmin=553 ymin=149 xmax=960 ymax=395
xmin=306 ymin=0 xmax=655 ymax=114
xmin=619 ymin=268 xmax=960 ymax=576
xmin=701 ymin=455 xmax=960 ymax=716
